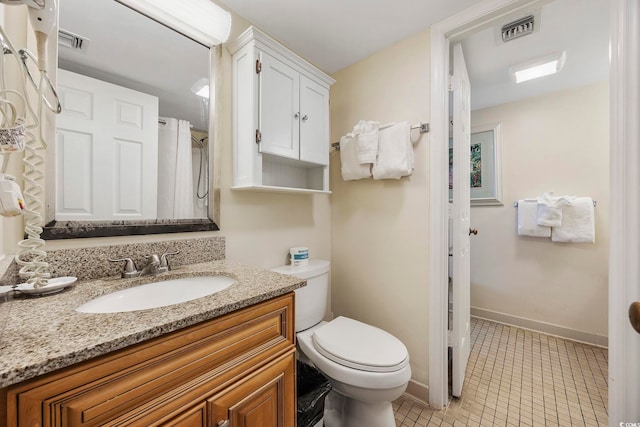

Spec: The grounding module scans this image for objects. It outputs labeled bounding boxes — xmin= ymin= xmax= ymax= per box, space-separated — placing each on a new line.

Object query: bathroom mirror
xmin=43 ymin=0 xmax=219 ymax=239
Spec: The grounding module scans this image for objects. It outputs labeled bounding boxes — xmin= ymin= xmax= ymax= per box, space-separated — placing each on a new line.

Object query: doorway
xmin=428 ymin=0 xmax=624 ymax=414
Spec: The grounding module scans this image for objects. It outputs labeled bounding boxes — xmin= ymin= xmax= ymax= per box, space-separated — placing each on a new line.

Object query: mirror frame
xmin=43 ymin=1 xmax=220 ymax=239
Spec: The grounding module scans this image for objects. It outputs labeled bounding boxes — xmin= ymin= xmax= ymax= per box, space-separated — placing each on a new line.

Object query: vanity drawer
xmin=4 ymin=293 xmax=295 ymax=427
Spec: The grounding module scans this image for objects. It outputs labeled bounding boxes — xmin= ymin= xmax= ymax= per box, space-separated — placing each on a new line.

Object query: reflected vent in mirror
xmin=501 ymin=15 xmax=535 ymax=43
xmin=58 ymin=29 xmax=90 ymax=52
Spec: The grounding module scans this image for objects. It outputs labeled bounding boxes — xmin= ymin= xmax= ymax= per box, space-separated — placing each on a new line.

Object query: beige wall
xmin=1 ymin=5 xmax=28 ymax=258
xmin=470 ymin=82 xmax=609 ymax=339
xmin=2 ymin=8 xmax=332 ymax=288
xmin=329 ymin=30 xmax=431 ymax=389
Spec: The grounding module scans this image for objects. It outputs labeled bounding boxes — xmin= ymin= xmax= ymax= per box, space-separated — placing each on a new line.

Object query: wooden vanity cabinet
xmin=1 ymin=293 xmax=296 ymax=427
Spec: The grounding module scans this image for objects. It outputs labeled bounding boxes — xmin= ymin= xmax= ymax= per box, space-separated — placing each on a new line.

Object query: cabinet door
xmin=259 ymin=51 xmax=300 ymax=161
xmin=161 ymin=402 xmax=207 ymax=427
xmin=299 ymin=75 xmax=330 ymax=166
xmin=209 ymin=351 xmax=295 ymax=427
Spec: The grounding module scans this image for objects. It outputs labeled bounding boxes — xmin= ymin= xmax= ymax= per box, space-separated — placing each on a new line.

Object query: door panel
xmin=451 ymin=42 xmax=471 ymax=398
xmin=258 ymin=52 xmax=300 ymax=160
xmin=209 ymin=351 xmax=295 ymax=427
xmin=56 ymin=69 xmax=158 ymax=220
xmin=299 ymin=75 xmax=329 ymax=165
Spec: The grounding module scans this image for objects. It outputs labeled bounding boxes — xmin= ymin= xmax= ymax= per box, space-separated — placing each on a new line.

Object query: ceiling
xmin=217 ymin=0 xmax=610 ymax=110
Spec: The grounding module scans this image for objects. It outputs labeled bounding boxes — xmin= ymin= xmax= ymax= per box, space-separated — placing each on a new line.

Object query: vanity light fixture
xmin=191 ymin=78 xmax=210 ymax=99
xmin=509 ymin=51 xmax=566 ymax=83
xmin=115 ymin=0 xmax=232 ymax=46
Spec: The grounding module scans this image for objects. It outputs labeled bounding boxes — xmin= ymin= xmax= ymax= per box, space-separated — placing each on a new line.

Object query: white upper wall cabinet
xmin=229 ymin=27 xmax=335 ymax=194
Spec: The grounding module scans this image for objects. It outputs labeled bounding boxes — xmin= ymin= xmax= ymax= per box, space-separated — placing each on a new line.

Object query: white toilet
xmin=272 ymin=260 xmax=411 ymax=427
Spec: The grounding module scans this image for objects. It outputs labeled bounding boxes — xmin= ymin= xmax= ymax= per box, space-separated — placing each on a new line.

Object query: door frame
xmin=608 ymin=0 xmax=640 ymax=421
xmin=428 ymin=0 xmax=632 ymax=414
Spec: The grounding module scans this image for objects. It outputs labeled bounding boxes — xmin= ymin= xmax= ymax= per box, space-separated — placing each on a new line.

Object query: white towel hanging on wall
xmin=339 ymin=134 xmax=371 ymax=180
xmin=551 ymin=197 xmax=596 ymax=243
xmin=517 ymin=199 xmax=551 ymax=237
xmin=372 ymin=121 xmax=414 ymax=180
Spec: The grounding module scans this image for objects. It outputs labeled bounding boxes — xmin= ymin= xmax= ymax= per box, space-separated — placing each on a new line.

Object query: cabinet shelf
xmin=231 ymin=185 xmax=332 ymax=194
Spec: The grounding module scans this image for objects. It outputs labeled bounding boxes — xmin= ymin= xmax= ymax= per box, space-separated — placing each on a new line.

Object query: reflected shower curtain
xmin=157 ymin=117 xmax=195 ymax=219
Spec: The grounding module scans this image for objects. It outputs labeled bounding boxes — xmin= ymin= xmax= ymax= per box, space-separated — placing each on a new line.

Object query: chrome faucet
xmin=109 ymin=251 xmax=180 ymax=278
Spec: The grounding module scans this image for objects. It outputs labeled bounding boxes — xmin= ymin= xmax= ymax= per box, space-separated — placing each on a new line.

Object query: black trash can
xmin=297 ymin=360 xmax=332 ymax=427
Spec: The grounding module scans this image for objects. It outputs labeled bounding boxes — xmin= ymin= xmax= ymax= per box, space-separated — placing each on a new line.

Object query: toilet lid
xmin=311 ymin=316 xmax=409 ymax=373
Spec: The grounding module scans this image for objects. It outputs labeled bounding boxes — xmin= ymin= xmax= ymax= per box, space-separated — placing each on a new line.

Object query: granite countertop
xmin=0 ymin=260 xmax=305 ymax=389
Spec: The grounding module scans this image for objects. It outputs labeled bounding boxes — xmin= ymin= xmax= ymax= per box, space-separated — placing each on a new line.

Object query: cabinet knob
xmin=294 ymin=112 xmax=300 ymax=120
xmin=302 ymin=114 xmax=309 ymax=122
xmin=217 ymin=420 xmax=230 ymax=427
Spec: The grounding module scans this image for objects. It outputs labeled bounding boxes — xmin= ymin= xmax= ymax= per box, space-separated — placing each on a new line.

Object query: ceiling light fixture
xmin=116 ymin=0 xmax=232 ymax=46
xmin=509 ymin=51 xmax=566 ymax=84
xmin=191 ymin=78 xmax=210 ymax=99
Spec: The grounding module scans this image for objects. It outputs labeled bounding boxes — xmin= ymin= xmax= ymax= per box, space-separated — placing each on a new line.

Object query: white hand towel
xmin=536 ymin=193 xmax=574 ymax=227
xmin=551 ymin=197 xmax=595 ymax=243
xmin=340 ymin=134 xmax=371 ymax=181
xmin=355 ymin=132 xmax=379 ymax=164
xmin=351 ymin=120 xmax=380 ymax=164
xmin=372 ymin=122 xmax=413 ymax=180
xmin=518 ymin=199 xmax=551 ymax=237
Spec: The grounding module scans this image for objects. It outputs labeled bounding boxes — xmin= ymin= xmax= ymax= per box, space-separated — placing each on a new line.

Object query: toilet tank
xmin=272 ymin=260 xmax=330 ymax=332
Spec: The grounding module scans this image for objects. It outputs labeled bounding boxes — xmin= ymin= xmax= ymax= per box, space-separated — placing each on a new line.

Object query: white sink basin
xmin=76 ymin=276 xmax=234 ymax=313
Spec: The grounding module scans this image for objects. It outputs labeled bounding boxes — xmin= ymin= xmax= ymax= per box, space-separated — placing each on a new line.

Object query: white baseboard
xmin=471 ymin=306 xmax=608 ymax=348
xmin=404 ymin=379 xmax=429 ymax=404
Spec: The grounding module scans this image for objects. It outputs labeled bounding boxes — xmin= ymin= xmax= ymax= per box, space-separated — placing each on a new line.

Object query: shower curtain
xmin=157 ymin=117 xmax=195 ymax=219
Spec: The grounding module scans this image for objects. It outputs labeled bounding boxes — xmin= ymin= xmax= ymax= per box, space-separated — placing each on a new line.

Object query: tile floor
xmin=393 ymin=318 xmax=608 ymax=426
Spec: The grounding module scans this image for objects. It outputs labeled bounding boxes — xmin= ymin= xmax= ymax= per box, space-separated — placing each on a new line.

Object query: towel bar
xmin=331 ymin=122 xmax=429 ymax=150
xmin=513 ymin=200 xmax=597 ymax=207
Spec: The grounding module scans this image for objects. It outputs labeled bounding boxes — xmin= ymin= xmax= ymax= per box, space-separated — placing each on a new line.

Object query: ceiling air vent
xmin=501 ymin=15 xmax=535 ymax=43
xmin=58 ymin=29 xmax=90 ymax=53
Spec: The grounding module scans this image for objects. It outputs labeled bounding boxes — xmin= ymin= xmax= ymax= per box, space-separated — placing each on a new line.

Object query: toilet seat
xmin=312 ymin=316 xmax=409 ymax=373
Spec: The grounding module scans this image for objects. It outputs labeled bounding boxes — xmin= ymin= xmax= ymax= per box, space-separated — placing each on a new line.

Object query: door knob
xmin=469 ymin=228 xmax=478 ymax=236
xmin=629 ymin=301 xmax=640 ymax=334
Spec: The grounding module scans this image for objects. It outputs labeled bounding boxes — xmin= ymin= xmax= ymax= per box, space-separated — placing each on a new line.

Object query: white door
xmin=450 ymin=42 xmax=471 ymax=398
xmin=258 ymin=51 xmax=300 ymax=161
xmin=56 ymin=69 xmax=158 ymax=220
xmin=609 ymin=0 xmax=640 ymax=422
xmin=299 ymin=75 xmax=329 ymax=165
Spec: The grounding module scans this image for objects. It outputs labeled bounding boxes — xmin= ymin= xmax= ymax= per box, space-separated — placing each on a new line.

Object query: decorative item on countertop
xmin=290 ymin=247 xmax=309 ymax=266
xmin=0 ymin=173 xmax=24 ymax=216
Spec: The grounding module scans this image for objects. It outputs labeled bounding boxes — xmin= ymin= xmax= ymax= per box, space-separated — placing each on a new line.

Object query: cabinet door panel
xmin=259 ymin=52 xmax=300 ymax=160
xmin=299 ymin=75 xmax=329 ymax=165
xmin=161 ymin=402 xmax=207 ymax=427
xmin=209 ymin=350 xmax=295 ymax=427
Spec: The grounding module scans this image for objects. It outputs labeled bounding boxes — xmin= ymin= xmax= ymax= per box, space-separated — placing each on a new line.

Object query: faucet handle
xmin=146 ymin=254 xmax=161 ymax=266
xmin=109 ymin=257 xmax=138 ymax=278
xmin=159 ymin=250 xmax=180 ymax=271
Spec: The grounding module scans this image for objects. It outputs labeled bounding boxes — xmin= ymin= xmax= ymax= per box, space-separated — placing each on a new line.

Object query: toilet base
xmin=323 ymin=389 xmax=396 ymax=427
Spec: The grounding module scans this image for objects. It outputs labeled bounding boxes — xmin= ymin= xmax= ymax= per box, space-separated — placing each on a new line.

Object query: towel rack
xmin=513 ymin=200 xmax=597 ymax=207
xmin=331 ymin=122 xmax=429 ymax=150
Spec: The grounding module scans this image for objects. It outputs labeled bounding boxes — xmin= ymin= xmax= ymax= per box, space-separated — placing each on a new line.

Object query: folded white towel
xmin=340 ymin=134 xmax=371 ymax=181
xmin=355 ymin=132 xmax=379 ymax=164
xmin=518 ymin=199 xmax=551 ymax=237
xmin=551 ymin=197 xmax=595 ymax=243
xmin=353 ymin=120 xmax=380 ymax=134
xmin=536 ymin=193 xmax=574 ymax=227
xmin=350 ymin=120 xmax=380 ymax=164
xmin=372 ymin=122 xmax=414 ymax=180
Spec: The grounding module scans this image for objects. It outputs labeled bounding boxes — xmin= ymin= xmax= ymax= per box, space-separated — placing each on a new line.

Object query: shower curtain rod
xmin=158 ymin=118 xmax=194 ymax=129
